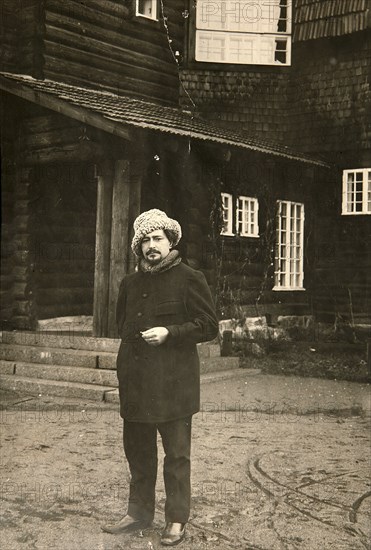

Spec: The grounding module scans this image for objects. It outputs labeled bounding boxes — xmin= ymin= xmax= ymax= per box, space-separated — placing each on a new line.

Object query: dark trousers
xmin=123 ymin=416 xmax=192 ymax=524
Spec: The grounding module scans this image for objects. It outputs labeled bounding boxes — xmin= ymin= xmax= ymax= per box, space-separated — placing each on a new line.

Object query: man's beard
xmin=145 ymin=249 xmax=162 ymax=264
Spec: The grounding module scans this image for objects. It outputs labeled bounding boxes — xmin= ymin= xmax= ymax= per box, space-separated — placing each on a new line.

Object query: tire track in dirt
xmin=247 ymin=452 xmax=370 ymax=549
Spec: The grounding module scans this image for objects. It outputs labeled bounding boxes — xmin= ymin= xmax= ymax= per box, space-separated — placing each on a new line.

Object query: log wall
xmin=0 ymin=102 xmax=16 ymax=328
xmin=0 ymin=0 xmax=20 ymax=72
xmin=40 ymin=0 xmax=183 ymax=104
xmin=2 ymin=1 xmax=184 ymax=103
xmin=0 ymin=101 xmax=104 ymax=328
xmin=137 ymin=139 xmax=320 ymax=319
xmin=29 ymin=158 xmax=97 ymax=320
xmin=313 ymin=218 xmax=371 ymax=323
xmin=183 ymin=147 xmax=321 ymax=319
xmin=311 ymin=170 xmax=371 ymax=323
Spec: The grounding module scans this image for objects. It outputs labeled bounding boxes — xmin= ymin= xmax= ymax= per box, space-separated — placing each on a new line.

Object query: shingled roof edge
xmin=0 ymin=72 xmax=330 ymax=168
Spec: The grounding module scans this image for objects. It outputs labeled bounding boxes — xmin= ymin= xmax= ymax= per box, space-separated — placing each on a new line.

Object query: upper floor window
xmin=274 ymin=200 xmax=304 ymax=290
xmin=136 ymin=0 xmax=158 ymax=20
xmin=195 ymin=0 xmax=292 ymax=65
xmin=221 ymin=193 xmax=259 ymax=237
xmin=342 ymin=169 xmax=371 ymax=215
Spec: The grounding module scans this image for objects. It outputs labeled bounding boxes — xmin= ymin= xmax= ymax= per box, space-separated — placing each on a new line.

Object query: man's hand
xmin=141 ymin=327 xmax=169 ymax=346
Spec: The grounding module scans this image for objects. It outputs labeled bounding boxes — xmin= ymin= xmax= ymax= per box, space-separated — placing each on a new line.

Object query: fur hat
xmin=131 ymin=209 xmax=182 ymax=257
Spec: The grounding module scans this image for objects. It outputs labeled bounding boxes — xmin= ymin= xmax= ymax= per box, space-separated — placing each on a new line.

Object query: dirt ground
xmin=1 ymin=374 xmax=370 ymax=550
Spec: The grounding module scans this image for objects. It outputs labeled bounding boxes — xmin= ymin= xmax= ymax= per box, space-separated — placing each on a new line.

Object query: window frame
xmin=191 ymin=0 xmax=292 ymax=67
xmin=135 ymin=0 xmax=158 ymax=21
xmin=221 ymin=192 xmax=234 ymax=236
xmin=236 ymin=195 xmax=259 ymax=237
xmin=220 ymin=192 xmax=259 ymax=237
xmin=273 ymin=200 xmax=305 ymax=291
xmin=342 ymin=168 xmax=371 ymax=215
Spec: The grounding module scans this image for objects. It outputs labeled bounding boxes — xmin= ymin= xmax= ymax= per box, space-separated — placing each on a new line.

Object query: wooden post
xmin=127 ymin=157 xmax=143 ymax=273
xmin=221 ymin=330 xmax=233 ymax=357
xmin=107 ymin=159 xmax=131 ymax=338
xmin=93 ymin=160 xmax=114 ymax=337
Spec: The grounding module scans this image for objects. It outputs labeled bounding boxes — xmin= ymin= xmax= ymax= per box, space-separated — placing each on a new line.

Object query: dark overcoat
xmin=116 ymin=262 xmax=219 ymax=422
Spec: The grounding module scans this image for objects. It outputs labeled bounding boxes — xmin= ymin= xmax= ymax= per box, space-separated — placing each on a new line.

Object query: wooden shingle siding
xmin=294 ymin=0 xmax=370 ymax=41
xmin=180 ymin=70 xmax=289 ymax=144
xmin=288 ymin=32 xmax=371 ymax=156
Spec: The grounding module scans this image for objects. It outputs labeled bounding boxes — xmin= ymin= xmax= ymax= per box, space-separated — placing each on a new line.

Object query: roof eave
xmin=0 ymin=74 xmax=133 ymax=142
xmin=0 ymin=74 xmax=330 ymax=169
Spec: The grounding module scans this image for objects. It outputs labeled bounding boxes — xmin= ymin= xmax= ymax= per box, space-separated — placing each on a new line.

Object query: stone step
xmin=1 ymin=332 xmax=220 ymax=359
xmin=0 ymin=360 xmax=15 ymax=375
xmin=199 ymin=356 xmax=239 ymax=373
xmin=0 ymin=360 xmax=118 ymax=387
xmin=105 ymin=368 xmax=254 ymax=404
xmin=2 ymin=331 xmax=121 ymax=353
xmin=0 ymin=366 xmax=253 ymax=405
xmin=0 ymin=352 xmax=237 ymax=388
xmin=0 ymin=374 xmax=117 ymax=401
xmin=0 ymin=343 xmax=117 ymax=369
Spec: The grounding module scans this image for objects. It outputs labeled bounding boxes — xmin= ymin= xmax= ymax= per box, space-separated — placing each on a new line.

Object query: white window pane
xmin=274 ymin=200 xmax=304 ymax=289
xmin=137 ymin=0 xmax=157 ymax=19
xmin=260 ymin=37 xmax=275 ymax=64
xmin=196 ymin=32 xmax=226 ymax=62
xmin=196 ymin=30 xmax=290 ymax=65
xmin=221 ymin=193 xmax=233 ymax=234
xmin=343 ymin=169 xmax=371 ymax=215
xmin=229 ymin=37 xmax=253 ymax=63
xmin=236 ymin=196 xmax=258 ymax=236
xmin=196 ymin=0 xmax=291 ymax=33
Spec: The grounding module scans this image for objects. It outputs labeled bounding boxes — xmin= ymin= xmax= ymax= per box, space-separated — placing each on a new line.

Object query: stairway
xmin=0 ymin=331 xmax=240 ymax=403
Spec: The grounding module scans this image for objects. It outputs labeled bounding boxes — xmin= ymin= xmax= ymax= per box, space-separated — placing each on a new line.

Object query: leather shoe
xmin=161 ymin=522 xmax=186 ymax=546
xmin=101 ymin=514 xmax=151 ymax=534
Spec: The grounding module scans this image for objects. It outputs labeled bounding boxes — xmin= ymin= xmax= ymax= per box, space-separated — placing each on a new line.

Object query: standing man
xmin=102 ymin=209 xmax=218 ymax=546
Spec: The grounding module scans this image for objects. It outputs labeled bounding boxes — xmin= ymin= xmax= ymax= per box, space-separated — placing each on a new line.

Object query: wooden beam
xmin=127 ymin=168 xmax=142 ymax=274
xmin=126 ymin=138 xmax=150 ymax=273
xmin=93 ymin=160 xmax=114 ymax=338
xmin=107 ymin=159 xmax=131 ymax=338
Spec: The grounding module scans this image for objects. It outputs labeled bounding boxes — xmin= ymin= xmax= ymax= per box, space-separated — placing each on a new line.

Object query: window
xmin=136 ymin=0 xmax=157 ymax=20
xmin=195 ymin=0 xmax=292 ymax=65
xmin=221 ymin=192 xmax=234 ymax=235
xmin=342 ymin=169 xmax=371 ymax=215
xmin=221 ymin=193 xmax=259 ymax=236
xmin=274 ymin=200 xmax=304 ymax=290
xmin=236 ymin=196 xmax=259 ymax=236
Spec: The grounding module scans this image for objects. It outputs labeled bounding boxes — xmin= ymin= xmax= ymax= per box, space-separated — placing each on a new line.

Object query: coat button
xmin=134 ymin=355 xmax=139 ymax=360
xmin=137 ymin=312 xmax=143 ymax=317
xmin=142 ymin=293 xmax=148 ymax=298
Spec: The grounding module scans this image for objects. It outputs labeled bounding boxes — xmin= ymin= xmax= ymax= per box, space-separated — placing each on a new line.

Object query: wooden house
xmin=0 ymin=0 xmax=369 ymax=338
xmin=179 ymin=0 xmax=371 ymax=326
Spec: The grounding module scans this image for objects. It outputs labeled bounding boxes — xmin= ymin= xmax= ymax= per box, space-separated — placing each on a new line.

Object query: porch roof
xmin=0 ymin=71 xmax=328 ymax=167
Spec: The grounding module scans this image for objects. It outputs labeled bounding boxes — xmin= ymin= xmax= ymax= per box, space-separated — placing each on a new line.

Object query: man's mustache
xmin=146 ymin=248 xmax=160 ymax=256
